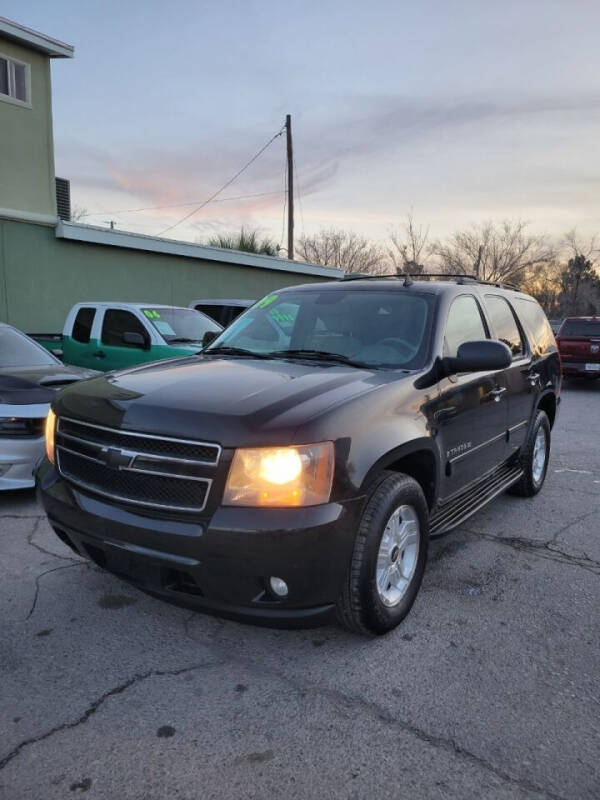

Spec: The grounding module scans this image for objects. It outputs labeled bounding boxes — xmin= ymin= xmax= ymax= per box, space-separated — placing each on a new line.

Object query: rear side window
xmin=101 ymin=310 xmax=147 ymax=347
xmin=512 ymin=298 xmax=556 ymax=357
xmin=72 ymin=307 xmax=95 ymax=344
xmin=444 ymin=295 xmax=488 ymax=358
xmin=484 ymin=295 xmax=525 ymax=359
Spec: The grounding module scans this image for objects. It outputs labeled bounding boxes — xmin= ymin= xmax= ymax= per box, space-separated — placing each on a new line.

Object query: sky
xmin=5 ymin=0 xmax=600 ymax=249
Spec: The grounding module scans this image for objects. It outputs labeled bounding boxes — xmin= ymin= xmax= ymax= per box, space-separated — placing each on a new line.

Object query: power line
xmin=83 ymin=190 xmax=285 ymax=217
xmin=156 ymin=125 xmax=286 ymax=237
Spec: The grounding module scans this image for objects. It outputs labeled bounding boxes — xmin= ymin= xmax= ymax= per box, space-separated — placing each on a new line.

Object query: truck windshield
xmin=0 ymin=326 xmax=59 ymax=368
xmin=206 ymin=289 xmax=434 ymax=369
xmin=142 ymin=308 xmax=222 ymax=344
xmin=560 ymin=320 xmax=600 ymax=337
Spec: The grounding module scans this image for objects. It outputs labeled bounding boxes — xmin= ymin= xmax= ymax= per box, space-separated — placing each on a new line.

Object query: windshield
xmin=206 ymin=289 xmax=433 ymax=368
xmin=0 ymin=326 xmax=59 ymax=368
xmin=560 ymin=320 xmax=600 ymax=338
xmin=142 ymin=308 xmax=221 ymax=344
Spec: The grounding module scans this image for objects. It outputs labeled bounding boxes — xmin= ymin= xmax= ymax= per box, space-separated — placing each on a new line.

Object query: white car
xmin=0 ymin=323 xmax=98 ymax=490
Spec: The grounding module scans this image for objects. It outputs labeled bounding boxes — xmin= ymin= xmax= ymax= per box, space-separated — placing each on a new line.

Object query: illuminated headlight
xmin=45 ymin=409 xmax=56 ymax=465
xmin=223 ymin=442 xmax=334 ymax=507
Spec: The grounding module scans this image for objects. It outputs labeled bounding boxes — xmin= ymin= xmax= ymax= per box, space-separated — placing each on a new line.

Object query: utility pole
xmin=286 ymin=114 xmax=294 ymax=260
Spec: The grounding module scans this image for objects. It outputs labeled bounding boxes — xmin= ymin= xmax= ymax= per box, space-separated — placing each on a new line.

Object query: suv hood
xmin=0 ymin=365 xmax=100 ymax=405
xmin=54 ymin=355 xmax=394 ymax=446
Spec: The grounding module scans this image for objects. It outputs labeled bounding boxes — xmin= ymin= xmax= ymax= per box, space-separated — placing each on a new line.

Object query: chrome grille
xmin=58 ymin=418 xmax=220 ymax=463
xmin=56 ymin=417 xmax=219 ymax=512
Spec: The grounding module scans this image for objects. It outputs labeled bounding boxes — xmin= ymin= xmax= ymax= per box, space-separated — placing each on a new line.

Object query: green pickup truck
xmin=31 ymin=302 xmax=222 ymax=371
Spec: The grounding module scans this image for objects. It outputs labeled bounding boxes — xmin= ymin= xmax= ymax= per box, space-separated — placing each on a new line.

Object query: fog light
xmin=269 ymin=576 xmax=289 ymax=597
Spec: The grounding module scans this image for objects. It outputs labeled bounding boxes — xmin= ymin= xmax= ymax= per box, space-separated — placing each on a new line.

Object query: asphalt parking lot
xmin=1 ymin=381 xmax=599 ymax=800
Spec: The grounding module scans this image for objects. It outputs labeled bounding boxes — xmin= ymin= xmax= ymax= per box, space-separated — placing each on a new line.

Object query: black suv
xmin=38 ymin=277 xmax=560 ymax=634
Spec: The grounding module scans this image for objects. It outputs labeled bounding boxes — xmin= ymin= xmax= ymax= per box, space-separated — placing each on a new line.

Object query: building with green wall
xmin=0 ymin=17 xmax=341 ymax=334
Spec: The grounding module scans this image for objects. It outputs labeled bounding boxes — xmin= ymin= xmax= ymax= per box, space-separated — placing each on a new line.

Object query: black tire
xmin=336 ymin=472 xmax=429 ymax=635
xmin=508 ymin=410 xmax=551 ymax=497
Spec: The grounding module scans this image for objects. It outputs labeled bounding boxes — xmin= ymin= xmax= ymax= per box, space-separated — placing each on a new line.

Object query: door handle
xmin=92 ymin=350 xmax=106 ymax=359
xmin=434 ymin=407 xmax=457 ymax=422
xmin=490 ymin=387 xmax=506 ymax=403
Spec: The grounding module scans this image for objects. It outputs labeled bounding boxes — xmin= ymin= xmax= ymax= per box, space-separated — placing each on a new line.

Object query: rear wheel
xmin=509 ymin=410 xmax=551 ymax=497
xmin=337 ymin=472 xmax=429 ymax=635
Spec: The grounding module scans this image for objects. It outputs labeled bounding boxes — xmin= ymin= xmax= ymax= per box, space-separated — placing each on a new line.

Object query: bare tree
xmin=431 ymin=220 xmax=555 ymax=285
xmin=296 ymin=228 xmax=386 ymax=274
xmin=521 ymin=260 xmax=563 ymax=316
xmin=556 ymin=230 xmax=600 ymax=316
xmin=561 ymin=229 xmax=598 ymax=265
xmin=70 ymin=204 xmax=89 ymax=222
xmin=387 ymin=212 xmax=430 ymax=274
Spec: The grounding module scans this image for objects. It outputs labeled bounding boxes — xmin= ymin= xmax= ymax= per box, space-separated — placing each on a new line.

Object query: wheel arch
xmin=361 ymin=439 xmax=439 ymax=510
xmin=537 ymin=391 xmax=557 ymax=428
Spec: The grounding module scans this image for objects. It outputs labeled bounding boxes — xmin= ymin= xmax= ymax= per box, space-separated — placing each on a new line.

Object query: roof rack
xmin=340 ymin=272 xmax=519 ymax=291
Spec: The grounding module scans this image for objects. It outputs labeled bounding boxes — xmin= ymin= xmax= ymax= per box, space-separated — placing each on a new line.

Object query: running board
xmin=429 ymin=462 xmax=523 ymax=537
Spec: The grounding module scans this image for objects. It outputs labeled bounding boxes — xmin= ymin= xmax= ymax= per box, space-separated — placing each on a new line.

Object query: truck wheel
xmin=509 ymin=410 xmax=551 ymax=497
xmin=337 ymin=472 xmax=429 ymax=635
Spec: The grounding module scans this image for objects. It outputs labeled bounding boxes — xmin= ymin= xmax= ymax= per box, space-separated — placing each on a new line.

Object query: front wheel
xmin=337 ymin=472 xmax=429 ymax=635
xmin=509 ymin=410 xmax=551 ymax=497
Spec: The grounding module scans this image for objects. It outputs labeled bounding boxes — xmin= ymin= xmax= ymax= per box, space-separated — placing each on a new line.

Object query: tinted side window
xmin=72 ymin=307 xmax=95 ymax=344
xmin=101 ymin=310 xmax=147 ymax=347
xmin=196 ymin=305 xmax=223 ymax=324
xmin=512 ymin=298 xmax=556 ymax=357
xmin=484 ymin=295 xmax=525 ymax=358
xmin=444 ymin=295 xmax=488 ymax=358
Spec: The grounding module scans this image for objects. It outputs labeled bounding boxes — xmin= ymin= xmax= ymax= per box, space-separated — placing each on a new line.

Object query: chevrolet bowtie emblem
xmin=100 ymin=447 xmax=132 ymax=469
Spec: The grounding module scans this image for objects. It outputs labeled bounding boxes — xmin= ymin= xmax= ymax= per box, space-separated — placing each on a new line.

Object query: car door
xmin=95 ymin=308 xmax=152 ymax=370
xmin=483 ymin=294 xmax=536 ymax=455
xmin=435 ymin=293 xmax=509 ymax=499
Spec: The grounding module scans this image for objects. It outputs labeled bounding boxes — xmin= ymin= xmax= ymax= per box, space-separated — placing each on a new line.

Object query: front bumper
xmin=37 ymin=462 xmax=364 ymax=628
xmin=0 ymin=436 xmax=45 ymax=490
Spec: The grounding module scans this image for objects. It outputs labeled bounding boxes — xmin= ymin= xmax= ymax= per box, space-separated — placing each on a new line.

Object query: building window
xmin=0 ymin=55 xmax=30 ymax=105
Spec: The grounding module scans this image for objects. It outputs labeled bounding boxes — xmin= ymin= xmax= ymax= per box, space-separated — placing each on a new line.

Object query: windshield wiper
xmin=167 ymin=337 xmax=203 ymax=344
xmin=204 ymin=346 xmax=273 ymax=360
xmin=269 ymin=349 xmax=370 ymax=368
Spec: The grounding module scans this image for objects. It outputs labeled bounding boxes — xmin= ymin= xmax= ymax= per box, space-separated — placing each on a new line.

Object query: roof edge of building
xmin=0 ymin=16 xmax=74 ymax=58
xmin=55 ymin=220 xmax=344 ymax=279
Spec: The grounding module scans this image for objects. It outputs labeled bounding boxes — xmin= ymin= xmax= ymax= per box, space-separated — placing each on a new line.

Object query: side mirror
xmin=122 ymin=331 xmax=148 ymax=349
xmin=202 ymin=330 xmax=219 ymax=348
xmin=442 ymin=340 xmax=511 ymax=376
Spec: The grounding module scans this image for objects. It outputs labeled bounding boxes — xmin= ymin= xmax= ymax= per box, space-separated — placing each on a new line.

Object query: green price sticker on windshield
xmin=257 ymin=294 xmax=278 ymax=309
xmin=144 ymin=309 xmax=161 ymax=319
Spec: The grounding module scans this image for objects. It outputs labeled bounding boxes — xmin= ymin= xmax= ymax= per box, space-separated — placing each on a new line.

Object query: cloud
xmin=55 ymin=90 xmax=600 ymax=240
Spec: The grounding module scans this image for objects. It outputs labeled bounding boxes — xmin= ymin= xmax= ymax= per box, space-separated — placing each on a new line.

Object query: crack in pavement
xmin=0 ymin=620 xmax=569 ymax=800
xmin=462 ymin=527 xmax=600 ymax=576
xmin=27 ymin=518 xmax=82 ymax=564
xmin=26 ymin=563 xmax=89 ymax=621
xmin=546 ymin=510 xmax=600 ymax=546
xmin=181 ymin=618 xmax=569 ymax=800
xmin=0 ymin=661 xmax=220 ymax=771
